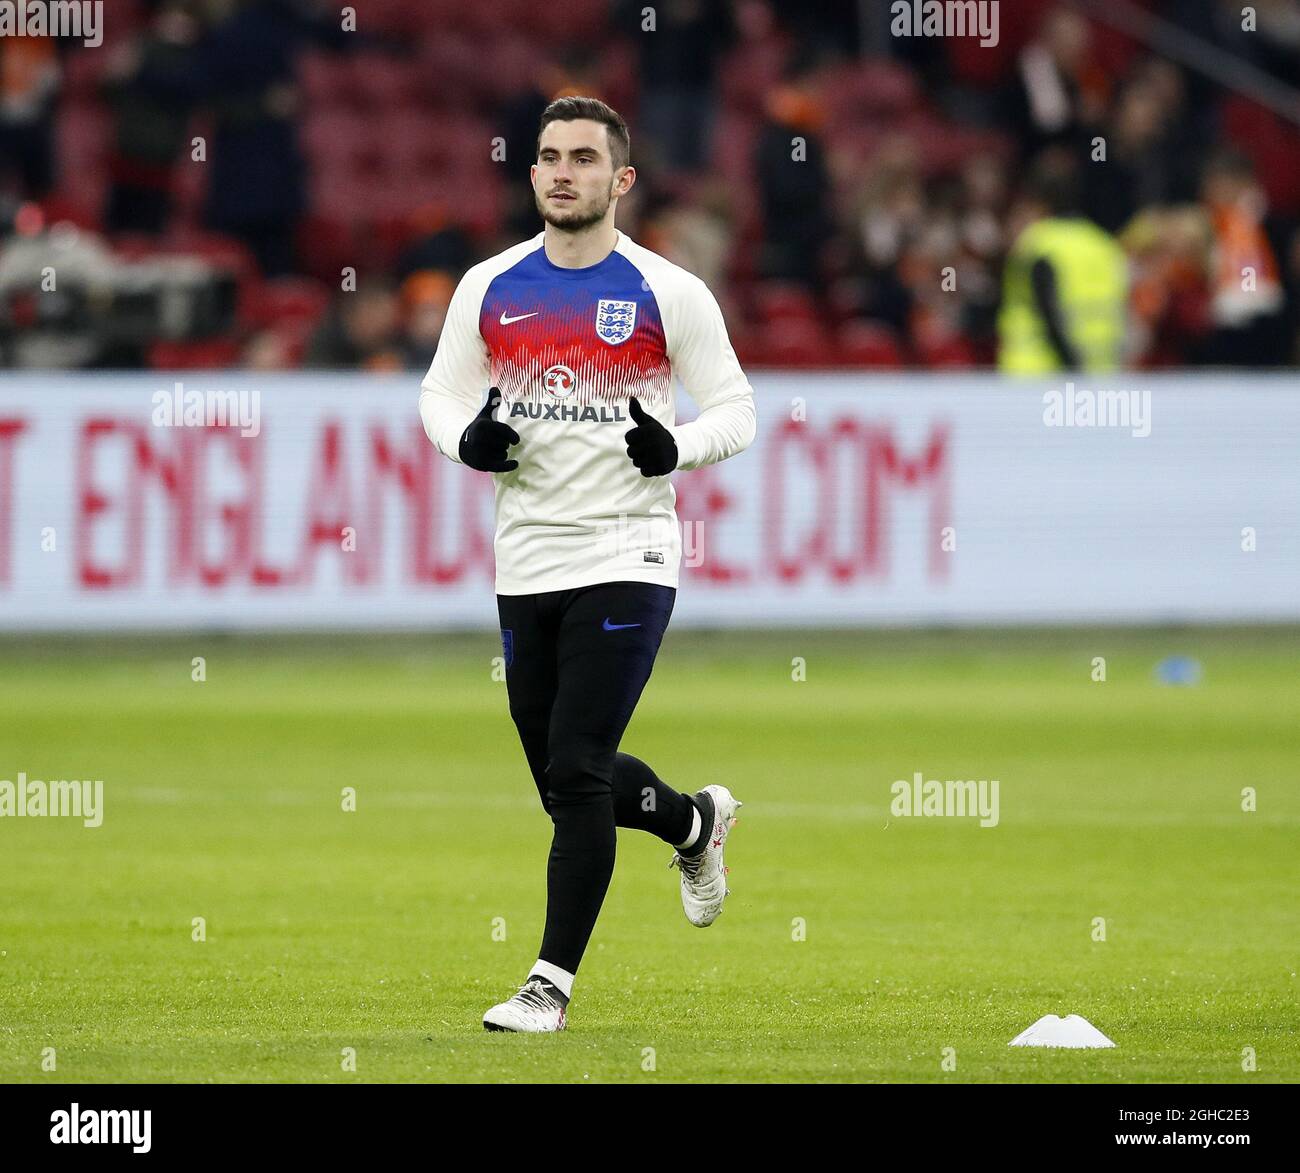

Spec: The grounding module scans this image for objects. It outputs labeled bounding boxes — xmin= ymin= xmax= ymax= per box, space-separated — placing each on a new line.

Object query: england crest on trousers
xmin=595 ymin=299 xmax=637 ymax=345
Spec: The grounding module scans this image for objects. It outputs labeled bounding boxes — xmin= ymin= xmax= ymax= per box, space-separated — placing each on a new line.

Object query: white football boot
xmin=668 ymin=785 xmax=743 ymax=927
xmin=482 ymin=978 xmax=568 ymax=1032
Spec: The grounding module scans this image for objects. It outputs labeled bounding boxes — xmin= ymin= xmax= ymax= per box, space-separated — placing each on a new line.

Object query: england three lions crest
xmin=595 ymin=299 xmax=637 ymax=345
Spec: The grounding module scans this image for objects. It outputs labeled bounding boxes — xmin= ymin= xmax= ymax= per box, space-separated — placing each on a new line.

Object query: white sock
xmin=529 ymin=959 xmax=574 ymax=999
xmin=674 ymin=805 xmax=702 ymax=851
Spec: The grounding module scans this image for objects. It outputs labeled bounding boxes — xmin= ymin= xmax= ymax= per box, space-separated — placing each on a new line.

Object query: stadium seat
xmin=295 ymin=214 xmax=356 ymax=283
xmin=836 ymin=320 xmax=906 ymax=368
xmin=383 ymin=113 xmax=491 ymax=177
xmin=161 ymin=230 xmax=260 ymax=284
xmin=55 ymin=101 xmax=111 ymax=223
xmin=760 ymin=319 xmax=835 ymax=367
xmin=348 ymin=54 xmax=424 ymax=113
xmin=905 ymin=115 xmax=1011 ymax=175
xmin=915 ymin=334 xmax=979 ymax=369
xmin=61 ymin=48 xmax=107 ymax=101
xmin=944 ymin=24 xmax=1020 ymax=85
xmin=38 ymin=193 xmax=101 ymax=233
xmin=511 ymin=0 xmax=607 ymax=42
xmin=370 ymin=215 xmax=421 ymax=271
xmin=712 ymin=108 xmax=759 ymax=184
xmin=242 ymin=278 xmax=331 ymax=332
xmin=754 ymin=282 xmax=819 ymax=325
xmin=297 ymin=52 xmax=351 ymax=111
xmin=822 ymin=59 xmax=922 ymax=124
xmin=354 ymin=0 xmax=421 ymax=36
xmin=718 ymin=41 xmax=786 ymax=115
xmin=475 ymin=38 xmax=545 ymax=105
xmin=148 ymin=338 xmax=242 ymax=370
xmin=414 ymin=34 xmax=494 ymax=108
xmin=301 ymin=110 xmax=372 ymax=172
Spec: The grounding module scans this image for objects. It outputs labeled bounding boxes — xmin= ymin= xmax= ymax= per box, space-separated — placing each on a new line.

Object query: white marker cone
xmin=1008 ymin=1014 xmax=1116 ymax=1048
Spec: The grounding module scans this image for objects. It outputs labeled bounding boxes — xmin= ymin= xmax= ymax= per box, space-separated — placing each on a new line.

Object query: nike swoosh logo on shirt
xmin=499 ymin=311 xmax=539 ymax=325
xmin=602 ymin=619 xmax=642 ymax=631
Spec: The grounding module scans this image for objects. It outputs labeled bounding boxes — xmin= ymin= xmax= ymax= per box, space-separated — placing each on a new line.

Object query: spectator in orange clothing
xmin=1121 ymin=206 xmax=1213 ymax=368
xmin=1198 ymin=150 xmax=1289 ymax=366
xmin=399 ymin=270 xmax=455 ymax=371
xmin=0 ymin=33 xmax=61 ymax=198
xmin=755 ymin=77 xmax=833 ymax=290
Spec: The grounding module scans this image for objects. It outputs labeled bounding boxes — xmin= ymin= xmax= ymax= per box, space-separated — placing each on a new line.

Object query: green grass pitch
xmin=1 ymin=627 xmax=1296 ymax=1083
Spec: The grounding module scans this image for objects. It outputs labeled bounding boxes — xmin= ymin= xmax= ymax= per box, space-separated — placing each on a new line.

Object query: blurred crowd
xmin=1 ymin=0 xmax=1299 ymax=370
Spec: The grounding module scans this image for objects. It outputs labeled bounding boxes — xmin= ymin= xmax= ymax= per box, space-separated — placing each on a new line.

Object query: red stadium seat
xmin=354 ymin=0 xmax=422 ymax=36
xmin=61 ymin=48 xmax=107 ymax=101
xmin=370 ymin=215 xmax=422 ymax=270
xmin=163 ymin=230 xmax=261 ymax=284
xmin=836 ymin=320 xmax=906 ymax=368
xmin=718 ymin=40 xmax=786 ymax=116
xmin=301 ymin=110 xmax=372 ymax=171
xmin=55 ymin=100 xmax=111 ymax=221
xmin=414 ymin=34 xmax=493 ymax=108
xmin=38 ymin=193 xmax=101 ymax=233
xmin=110 ymin=229 xmax=257 ymax=280
xmin=348 ymin=54 xmax=424 ymax=112
xmin=297 ymin=51 xmax=352 ymax=111
xmin=822 ymin=60 xmax=923 ymax=124
xmin=94 ymin=0 xmax=148 ymax=44
xmin=295 ymin=214 xmax=356 ymax=283
xmin=754 ymin=282 xmax=818 ymax=325
xmin=148 ymin=338 xmax=242 ymax=370
xmin=761 ymin=319 xmax=835 ymax=367
xmin=944 ymin=22 xmax=1020 ymax=86
xmin=413 ymin=0 xmax=472 ymax=28
xmin=382 ymin=112 xmax=478 ymax=178
xmin=242 ymin=277 xmax=331 ymax=332
xmin=476 ymin=38 xmax=544 ymax=104
xmin=711 ymin=108 xmax=758 ymax=183
xmin=915 ymin=334 xmax=979 ymax=369
xmin=903 ymin=115 xmax=1013 ymax=176
xmin=510 ymin=0 xmax=607 ymax=42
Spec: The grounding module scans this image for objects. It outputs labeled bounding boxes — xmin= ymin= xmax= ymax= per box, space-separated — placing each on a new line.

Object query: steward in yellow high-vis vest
xmin=998 ymin=213 xmax=1129 ymax=375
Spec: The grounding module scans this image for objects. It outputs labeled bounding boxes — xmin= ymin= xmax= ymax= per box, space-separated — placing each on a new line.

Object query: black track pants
xmin=496 ymin=580 xmax=696 ymax=975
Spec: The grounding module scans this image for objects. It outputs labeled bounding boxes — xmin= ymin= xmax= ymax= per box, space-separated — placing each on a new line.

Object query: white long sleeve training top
xmin=419 ymin=229 xmax=757 ymax=595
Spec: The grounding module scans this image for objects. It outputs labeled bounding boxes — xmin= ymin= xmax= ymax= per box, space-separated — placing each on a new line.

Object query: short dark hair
xmin=1023 ymin=152 xmax=1081 ymax=216
xmin=536 ymin=96 xmax=631 ymax=171
xmin=1203 ymin=148 xmax=1255 ymax=184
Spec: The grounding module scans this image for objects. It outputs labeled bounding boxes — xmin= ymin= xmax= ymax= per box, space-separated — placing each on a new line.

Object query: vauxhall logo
xmin=509 ymin=402 xmax=629 ymax=423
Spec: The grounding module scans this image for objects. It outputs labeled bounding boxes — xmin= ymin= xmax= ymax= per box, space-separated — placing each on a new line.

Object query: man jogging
xmin=419 ymin=96 xmax=756 ymax=1032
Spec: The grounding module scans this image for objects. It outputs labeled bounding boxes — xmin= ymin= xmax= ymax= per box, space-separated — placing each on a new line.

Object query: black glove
xmin=624 ymin=395 xmax=678 ymax=477
xmin=459 ymin=387 xmax=520 ymax=472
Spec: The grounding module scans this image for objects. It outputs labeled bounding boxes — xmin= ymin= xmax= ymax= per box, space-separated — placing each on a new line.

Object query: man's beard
xmin=536 ymin=188 xmax=612 ymax=232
